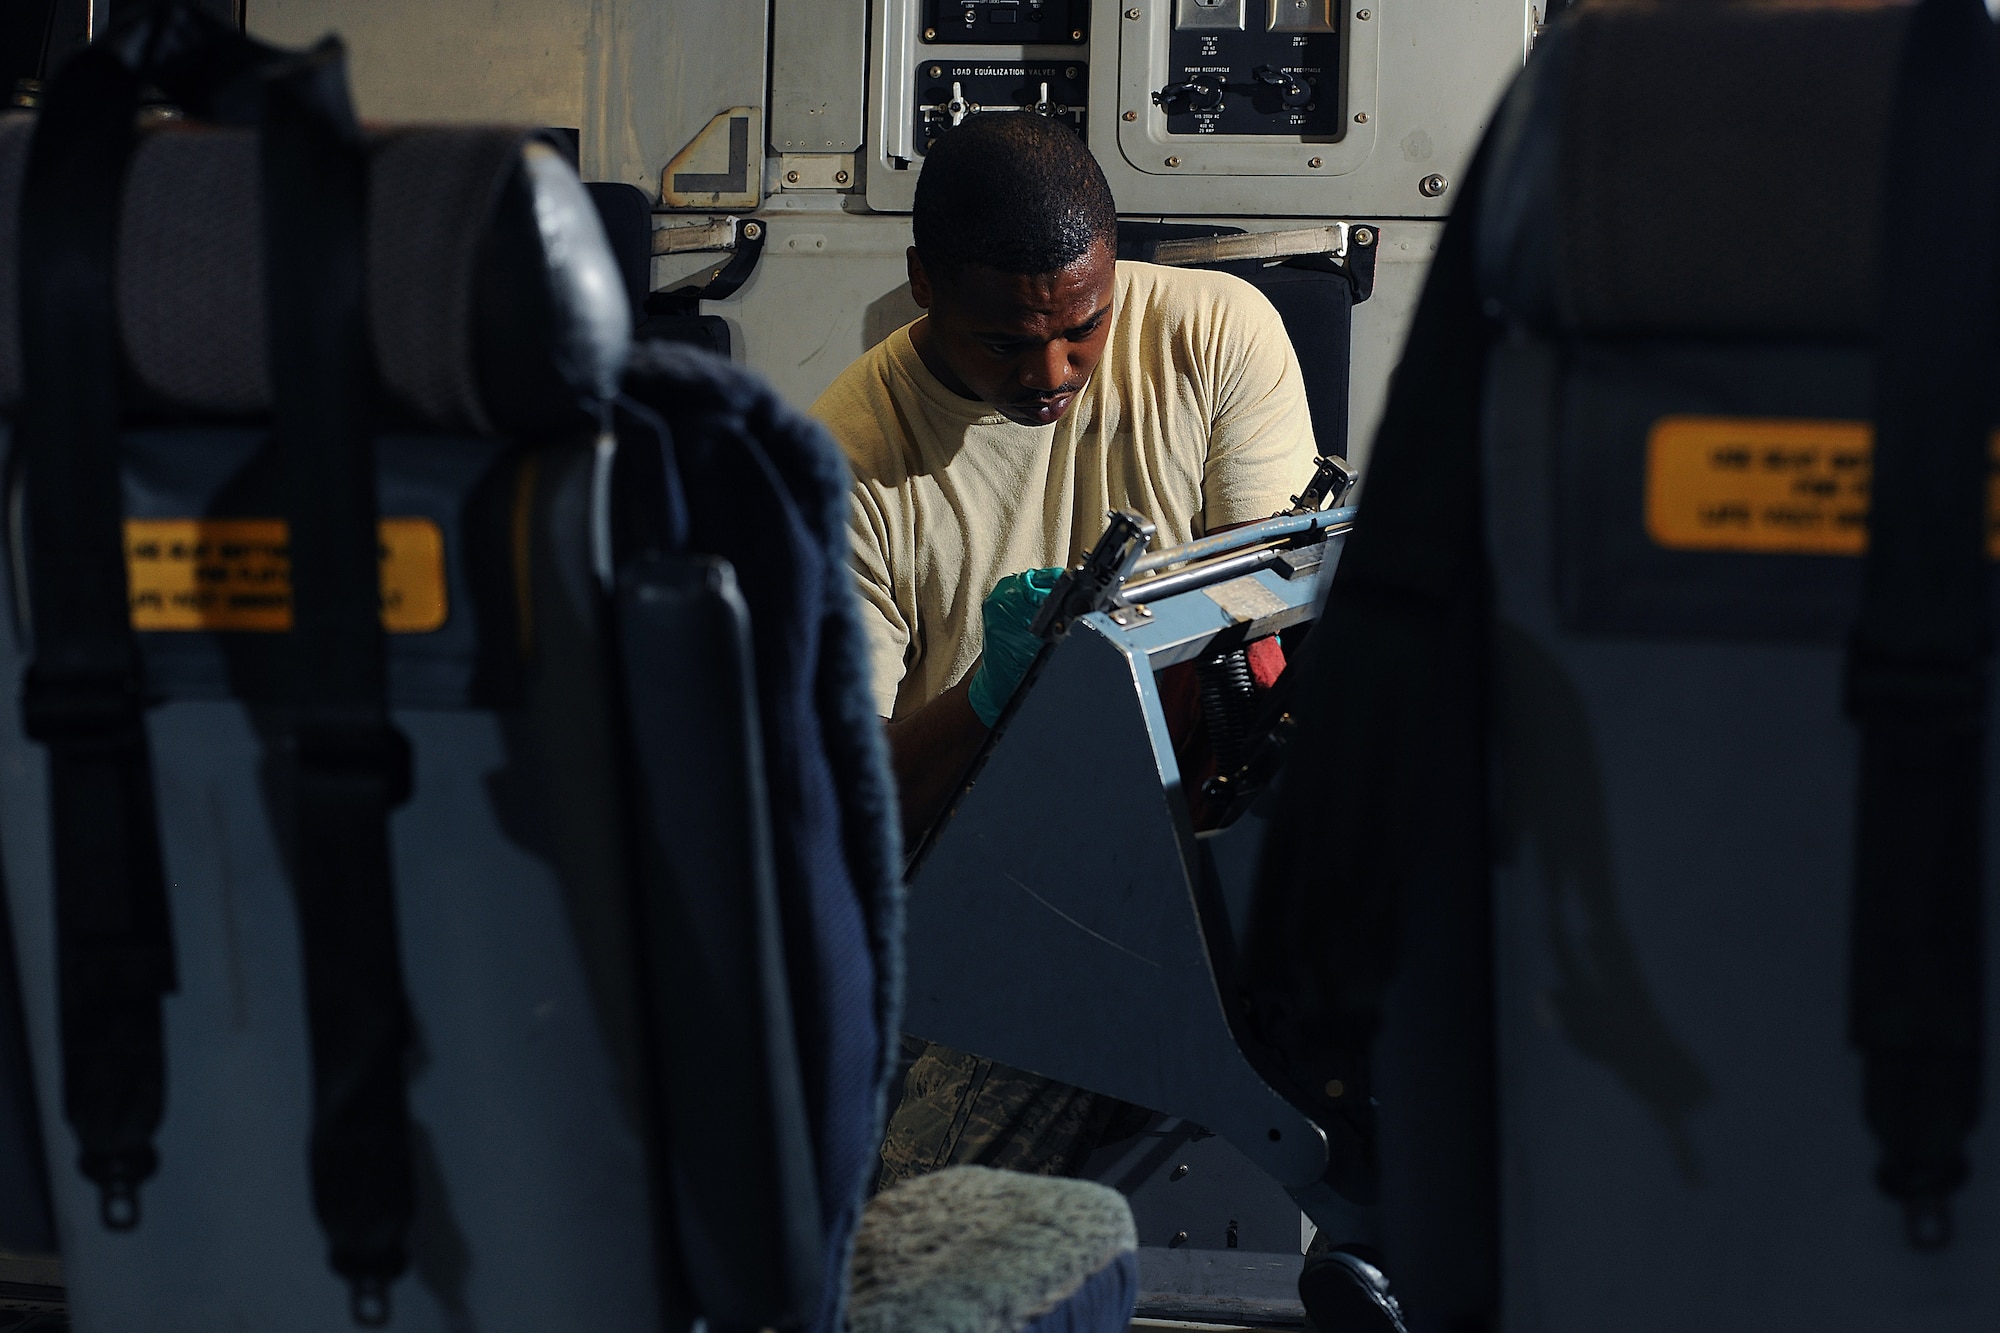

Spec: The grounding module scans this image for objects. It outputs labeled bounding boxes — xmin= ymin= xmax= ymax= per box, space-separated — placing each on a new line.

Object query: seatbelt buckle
xmin=20 ymin=665 xmax=146 ymax=747
xmin=294 ymin=717 xmax=414 ymax=807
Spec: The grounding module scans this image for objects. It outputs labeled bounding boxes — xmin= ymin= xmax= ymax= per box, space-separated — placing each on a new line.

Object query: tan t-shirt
xmin=815 ymin=259 xmax=1316 ymax=719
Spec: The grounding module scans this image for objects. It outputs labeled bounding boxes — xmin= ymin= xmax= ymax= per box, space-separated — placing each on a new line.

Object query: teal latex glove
xmin=967 ymin=566 xmax=1065 ymax=727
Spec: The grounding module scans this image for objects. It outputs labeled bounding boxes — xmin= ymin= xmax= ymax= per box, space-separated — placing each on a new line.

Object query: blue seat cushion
xmin=1019 ymin=1248 xmax=1137 ymax=1333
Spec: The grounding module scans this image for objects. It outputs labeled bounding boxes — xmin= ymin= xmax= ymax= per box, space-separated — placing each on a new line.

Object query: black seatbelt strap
xmin=1241 ymin=144 xmax=1498 ymax=1202
xmin=14 ymin=0 xmax=314 ymax=1233
xmin=16 ymin=19 xmax=175 ymax=1234
xmin=654 ymin=218 xmax=768 ymax=314
xmin=259 ymin=44 xmax=416 ymax=1324
xmin=19 ymin=4 xmax=415 ymax=1315
xmin=1843 ymin=0 xmax=1999 ymax=1253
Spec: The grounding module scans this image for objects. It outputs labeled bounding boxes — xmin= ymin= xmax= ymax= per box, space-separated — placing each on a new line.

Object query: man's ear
xmin=907 ymin=246 xmax=935 ymax=310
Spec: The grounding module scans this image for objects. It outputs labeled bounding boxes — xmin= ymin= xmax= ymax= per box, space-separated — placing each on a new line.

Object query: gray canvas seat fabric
xmin=1248 ymin=2 xmax=2000 ymax=1330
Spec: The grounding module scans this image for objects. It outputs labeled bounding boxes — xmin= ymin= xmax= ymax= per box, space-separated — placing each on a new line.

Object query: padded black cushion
xmin=586 ymin=180 xmax=652 ymax=320
xmin=0 ymin=113 xmax=629 ymax=435
xmin=1480 ymin=2 xmax=1908 ymax=338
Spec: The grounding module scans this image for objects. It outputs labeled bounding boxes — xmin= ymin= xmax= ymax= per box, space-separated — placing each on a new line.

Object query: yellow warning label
xmin=124 ymin=518 xmax=447 ymax=633
xmin=1645 ymin=416 xmax=2000 ymax=556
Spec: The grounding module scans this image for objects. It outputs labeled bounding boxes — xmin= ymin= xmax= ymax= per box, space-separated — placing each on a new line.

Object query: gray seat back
xmin=1249 ymin=3 xmax=2000 ymax=1329
xmin=0 ymin=12 xmax=828 ymax=1329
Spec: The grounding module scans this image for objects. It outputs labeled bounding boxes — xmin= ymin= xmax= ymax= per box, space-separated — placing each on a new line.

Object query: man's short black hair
xmin=912 ymin=114 xmax=1116 ymax=277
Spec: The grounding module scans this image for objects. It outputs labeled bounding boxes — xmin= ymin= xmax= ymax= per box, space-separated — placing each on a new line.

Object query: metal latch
xmin=1287 ymin=454 xmax=1357 ymax=514
xmin=651 ymin=215 xmax=746 ymax=256
xmin=1032 ymin=510 xmax=1156 ymax=640
xmin=1152 ymin=224 xmax=1349 ymax=266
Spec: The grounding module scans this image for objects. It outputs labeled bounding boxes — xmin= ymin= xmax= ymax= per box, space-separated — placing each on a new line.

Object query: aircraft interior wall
xmin=243 ymin=0 xmax=1530 ymax=463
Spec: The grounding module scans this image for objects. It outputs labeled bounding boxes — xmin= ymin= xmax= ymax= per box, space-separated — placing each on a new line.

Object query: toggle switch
xmin=1253 ymin=64 xmax=1312 ymax=109
xmin=1152 ymin=75 xmax=1225 ymax=113
xmin=1268 ymin=0 xmax=1336 ymax=31
xmin=945 ymin=81 xmax=973 ymax=127
xmin=1176 ymin=0 xmax=1247 ymax=29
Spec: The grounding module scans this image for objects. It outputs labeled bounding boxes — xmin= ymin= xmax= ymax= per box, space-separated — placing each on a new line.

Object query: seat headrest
xmin=1479 ymin=1 xmax=1909 ymax=339
xmin=0 ymin=114 xmax=630 ymax=436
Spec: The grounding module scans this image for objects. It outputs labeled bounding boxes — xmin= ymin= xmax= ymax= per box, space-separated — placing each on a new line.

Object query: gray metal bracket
xmin=902 ymin=590 xmax=1329 ymax=1189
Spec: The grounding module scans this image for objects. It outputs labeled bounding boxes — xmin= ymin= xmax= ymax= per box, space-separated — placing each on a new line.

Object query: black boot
xmin=1299 ymin=1244 xmax=1407 ymax=1333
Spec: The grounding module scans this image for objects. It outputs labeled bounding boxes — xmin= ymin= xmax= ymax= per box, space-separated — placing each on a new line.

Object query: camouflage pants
xmin=877 ymin=1039 xmax=1145 ymax=1191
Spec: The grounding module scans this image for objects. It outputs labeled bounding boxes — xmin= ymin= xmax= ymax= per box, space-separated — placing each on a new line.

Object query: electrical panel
xmin=1156 ymin=0 xmax=1341 ymax=139
xmin=914 ymin=59 xmax=1087 ymax=154
xmin=1114 ymin=0 xmax=1373 ymax=181
xmin=921 ymin=0 xmax=1089 ymax=44
xmin=870 ymin=0 xmax=1532 ymax=217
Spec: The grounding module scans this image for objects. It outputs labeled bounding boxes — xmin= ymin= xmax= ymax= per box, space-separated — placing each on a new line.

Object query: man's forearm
xmin=884 ymin=673 xmax=988 ymax=837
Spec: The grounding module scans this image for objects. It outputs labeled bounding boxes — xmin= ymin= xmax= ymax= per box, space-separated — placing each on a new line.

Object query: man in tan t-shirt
xmin=811 ymin=113 xmax=1316 ymax=1186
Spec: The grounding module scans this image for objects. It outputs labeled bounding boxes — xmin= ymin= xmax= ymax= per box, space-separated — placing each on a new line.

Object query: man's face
xmin=906 ymin=237 xmax=1116 ymax=428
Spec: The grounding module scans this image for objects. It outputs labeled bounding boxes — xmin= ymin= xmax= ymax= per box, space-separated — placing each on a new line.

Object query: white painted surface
xmin=869 ymin=0 xmax=1531 ymax=218
xmin=240 ymin=1 xmax=1456 ymax=462
xmin=246 ymin=0 xmax=765 ymax=193
xmin=1346 ymin=221 xmax=1443 ymax=469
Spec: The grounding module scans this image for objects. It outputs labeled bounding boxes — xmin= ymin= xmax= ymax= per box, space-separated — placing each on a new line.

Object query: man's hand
xmin=887 ymin=566 xmax=1064 ymax=838
xmin=967 ymin=566 xmax=1063 ymax=726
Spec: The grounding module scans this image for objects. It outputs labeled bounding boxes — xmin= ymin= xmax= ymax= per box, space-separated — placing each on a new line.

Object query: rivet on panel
xmin=1165 ymin=155 xmax=1181 ymax=167
xmin=785 ymin=170 xmax=801 ymax=184
xmin=1123 ymin=110 xmax=1138 ymax=121
xmin=741 ymin=221 xmax=763 ymax=240
xmin=1126 ymin=7 xmax=1142 ymax=18
xmin=1072 ymin=28 xmax=1085 ymax=38
xmin=834 ymin=170 xmax=850 ymax=184
xmin=924 ymin=26 xmax=937 ymax=38
xmin=1353 ymin=111 xmax=1367 ymax=123
xmin=1420 ymin=173 xmax=1449 ymax=197
xmin=1307 ymin=157 xmax=1323 ymax=168
xmin=1325 ymin=1078 xmax=1346 ymax=1098
xmin=1357 ymin=7 xmax=1371 ymax=16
